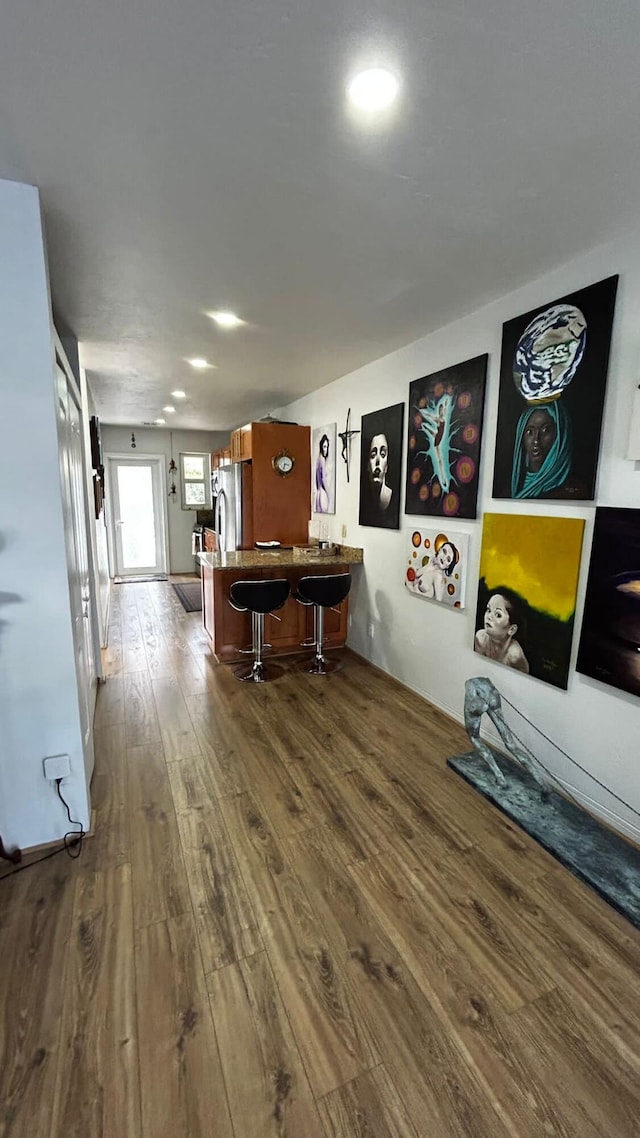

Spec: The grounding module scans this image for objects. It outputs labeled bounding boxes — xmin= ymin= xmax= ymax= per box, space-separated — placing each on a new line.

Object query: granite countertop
xmin=198 ymin=545 xmax=363 ymax=570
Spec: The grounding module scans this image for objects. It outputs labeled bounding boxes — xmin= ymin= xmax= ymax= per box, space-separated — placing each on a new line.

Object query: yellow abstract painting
xmin=475 ymin=512 xmax=585 ymax=689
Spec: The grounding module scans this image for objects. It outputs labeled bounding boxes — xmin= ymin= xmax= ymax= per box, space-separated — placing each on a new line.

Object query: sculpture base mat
xmin=447 ymin=749 xmax=640 ymax=931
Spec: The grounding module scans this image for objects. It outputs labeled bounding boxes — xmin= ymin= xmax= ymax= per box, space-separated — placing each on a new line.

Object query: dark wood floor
xmin=2 ymin=579 xmax=640 ymax=1137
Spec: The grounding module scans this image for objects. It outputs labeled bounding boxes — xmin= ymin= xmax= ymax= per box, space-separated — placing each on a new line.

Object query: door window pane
xmin=183 ymin=455 xmax=205 ymax=480
xmin=117 ymin=465 xmax=157 ymax=568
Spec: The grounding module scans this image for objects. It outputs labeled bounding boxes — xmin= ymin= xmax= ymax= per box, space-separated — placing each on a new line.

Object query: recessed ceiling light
xmin=347 ymin=68 xmax=399 ymax=112
xmin=188 ymin=357 xmax=212 ymax=369
xmin=209 ymin=310 xmax=244 ymax=328
xmin=172 ymin=390 xmax=186 ymax=399
xmin=163 ymin=405 xmax=176 ymax=414
xmin=155 ymin=418 xmax=166 ymax=425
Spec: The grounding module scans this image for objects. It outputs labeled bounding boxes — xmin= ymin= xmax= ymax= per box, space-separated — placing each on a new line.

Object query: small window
xmin=180 ymin=452 xmax=211 ymax=510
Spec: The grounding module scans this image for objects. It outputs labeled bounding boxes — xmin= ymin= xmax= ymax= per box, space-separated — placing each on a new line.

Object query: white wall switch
xmin=43 ymin=754 xmax=71 ymax=780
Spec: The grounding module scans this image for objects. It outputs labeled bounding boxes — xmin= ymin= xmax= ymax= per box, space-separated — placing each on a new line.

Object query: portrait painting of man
xmin=359 ymin=403 xmax=404 ymax=530
xmin=492 ymin=276 xmax=618 ymax=502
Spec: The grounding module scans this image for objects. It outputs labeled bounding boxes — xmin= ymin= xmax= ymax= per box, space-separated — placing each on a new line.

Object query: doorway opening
xmin=106 ymin=455 xmax=168 ymax=580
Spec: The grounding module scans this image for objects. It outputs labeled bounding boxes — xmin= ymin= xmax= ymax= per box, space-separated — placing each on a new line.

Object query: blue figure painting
xmin=404 ymin=355 xmax=488 ymax=520
xmin=493 ymin=277 xmax=618 ymax=501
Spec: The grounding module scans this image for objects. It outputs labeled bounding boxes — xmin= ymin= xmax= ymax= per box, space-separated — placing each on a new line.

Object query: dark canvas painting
xmin=359 ymin=403 xmax=404 ymax=529
xmin=492 ymin=276 xmax=618 ymax=502
xmin=577 ymin=507 xmax=640 ymax=699
xmin=475 ymin=512 xmax=585 ymax=690
xmin=405 ymin=354 xmax=488 ymax=519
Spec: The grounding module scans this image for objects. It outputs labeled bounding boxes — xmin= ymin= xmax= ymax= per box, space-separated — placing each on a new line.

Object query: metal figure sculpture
xmin=464 ymin=676 xmax=552 ymax=794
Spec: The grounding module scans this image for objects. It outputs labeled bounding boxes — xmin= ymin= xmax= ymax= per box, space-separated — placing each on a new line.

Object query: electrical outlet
xmin=43 ymin=754 xmax=71 ymax=781
xmin=341 ymin=524 xmax=347 ymax=540
xmin=368 ymin=622 xmax=375 ymax=639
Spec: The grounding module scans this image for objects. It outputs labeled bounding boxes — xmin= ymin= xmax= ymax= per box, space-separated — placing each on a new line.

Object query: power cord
xmin=55 ymin=778 xmax=85 ymax=859
xmin=0 ymin=778 xmax=85 ymax=881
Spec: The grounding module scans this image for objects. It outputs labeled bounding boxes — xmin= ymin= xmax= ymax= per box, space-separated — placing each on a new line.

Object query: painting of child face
xmin=475 ymin=512 xmax=585 ymax=689
xmin=484 ymin=594 xmax=514 ymax=639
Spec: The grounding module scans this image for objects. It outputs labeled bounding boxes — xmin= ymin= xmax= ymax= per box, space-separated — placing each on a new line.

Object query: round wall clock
xmin=272 ymin=449 xmax=295 ymax=477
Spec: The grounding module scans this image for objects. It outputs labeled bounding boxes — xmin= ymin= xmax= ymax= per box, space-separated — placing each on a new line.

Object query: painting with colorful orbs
xmin=404 ymin=354 xmax=488 ymax=520
xmin=474 ymin=513 xmax=585 ymax=689
xmin=359 ymin=403 xmax=404 ymax=530
xmin=492 ymin=276 xmax=618 ymax=502
xmin=577 ymin=507 xmax=640 ymax=699
xmin=312 ymin=422 xmax=336 ymax=515
xmin=405 ymin=528 xmax=470 ymax=609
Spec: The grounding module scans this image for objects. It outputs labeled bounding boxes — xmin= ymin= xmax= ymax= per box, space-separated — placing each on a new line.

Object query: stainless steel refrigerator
xmin=214 ymin=462 xmax=252 ymax=552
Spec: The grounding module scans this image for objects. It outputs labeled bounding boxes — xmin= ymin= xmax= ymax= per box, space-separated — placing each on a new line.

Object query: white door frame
xmin=53 ymin=335 xmax=98 ymax=786
xmin=105 ymin=453 xmax=169 ymax=578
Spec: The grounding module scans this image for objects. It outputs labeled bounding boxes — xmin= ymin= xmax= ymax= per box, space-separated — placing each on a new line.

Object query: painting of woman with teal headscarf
xmin=492 ymin=277 xmax=618 ymax=501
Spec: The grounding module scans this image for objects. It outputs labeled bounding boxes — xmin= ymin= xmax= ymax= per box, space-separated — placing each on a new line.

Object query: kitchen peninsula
xmin=200 ymin=545 xmax=363 ymax=661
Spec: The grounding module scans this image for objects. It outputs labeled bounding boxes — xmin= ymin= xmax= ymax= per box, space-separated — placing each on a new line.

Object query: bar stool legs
xmin=294 ymin=572 xmax=352 ymax=675
xmin=307 ymin=603 xmax=342 ymax=674
xmin=234 ymin=611 xmax=283 ymax=682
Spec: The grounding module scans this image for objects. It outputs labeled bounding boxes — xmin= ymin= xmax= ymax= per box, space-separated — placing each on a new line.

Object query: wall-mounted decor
xmin=405 ymin=355 xmax=488 ymax=519
xmin=359 ymin=403 xmax=404 ymax=529
xmin=338 ymin=408 xmax=360 ymax=483
xmin=404 ymin=527 xmax=469 ymax=608
xmin=492 ymin=276 xmax=618 ymax=501
xmin=474 ymin=512 xmax=585 ymax=689
xmin=577 ymin=507 xmax=640 ymax=698
xmin=312 ymin=422 xmax=336 ymax=514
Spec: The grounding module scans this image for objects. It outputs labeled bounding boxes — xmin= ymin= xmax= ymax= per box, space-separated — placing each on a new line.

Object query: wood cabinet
xmin=204 ymin=528 xmax=217 ymax=553
xmin=230 ymin=424 xmax=252 ymax=462
xmin=202 ymin=563 xmax=349 ymax=662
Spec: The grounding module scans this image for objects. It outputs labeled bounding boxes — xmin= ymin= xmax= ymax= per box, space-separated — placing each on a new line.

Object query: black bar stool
xmin=229 ymin=578 xmax=290 ymax=682
xmin=295 ymin=572 xmax=351 ymax=674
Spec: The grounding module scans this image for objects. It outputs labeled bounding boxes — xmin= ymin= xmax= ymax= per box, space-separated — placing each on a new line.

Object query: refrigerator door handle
xmin=216 ymin=490 xmax=227 ymax=551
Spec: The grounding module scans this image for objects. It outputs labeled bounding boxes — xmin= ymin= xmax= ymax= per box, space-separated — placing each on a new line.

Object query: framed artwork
xmin=405 ymin=354 xmax=488 ymax=519
xmin=474 ymin=512 xmax=585 ymax=690
xmin=577 ymin=507 xmax=640 ymax=699
xmin=492 ymin=276 xmax=618 ymax=502
xmin=312 ymin=422 xmax=337 ymax=514
xmin=405 ymin=527 xmax=470 ymax=609
xmin=359 ymin=403 xmax=404 ymax=530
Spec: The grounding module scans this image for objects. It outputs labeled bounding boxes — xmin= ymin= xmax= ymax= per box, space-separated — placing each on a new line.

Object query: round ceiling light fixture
xmin=163 ymin=405 xmax=176 ymax=414
xmin=209 ymin=310 xmax=244 ymax=329
xmin=188 ymin=357 xmax=212 ymax=369
xmin=172 ymin=390 xmax=186 ymax=399
xmin=155 ymin=418 xmax=166 ymax=425
xmin=347 ymin=68 xmax=399 ymax=112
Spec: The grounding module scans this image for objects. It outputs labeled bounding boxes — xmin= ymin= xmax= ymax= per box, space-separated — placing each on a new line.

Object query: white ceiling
xmin=2 ymin=0 xmax=640 ymax=430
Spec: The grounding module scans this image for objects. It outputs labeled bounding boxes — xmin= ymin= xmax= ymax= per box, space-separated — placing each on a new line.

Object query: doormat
xmin=113 ymin=574 xmax=168 ymax=584
xmin=172 ymin=581 xmax=203 ymax=612
xmin=448 ymin=748 xmax=640 ymax=931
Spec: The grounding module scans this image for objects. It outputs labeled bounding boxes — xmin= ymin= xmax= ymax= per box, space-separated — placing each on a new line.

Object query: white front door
xmin=55 ymin=363 xmax=96 ymax=783
xmin=107 ymin=456 xmax=168 ymax=578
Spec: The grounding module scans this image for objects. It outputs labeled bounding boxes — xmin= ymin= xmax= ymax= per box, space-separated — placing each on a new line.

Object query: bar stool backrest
xmin=230 ymin=578 xmax=290 ymax=615
xmin=297 ymin=572 xmax=351 ymax=609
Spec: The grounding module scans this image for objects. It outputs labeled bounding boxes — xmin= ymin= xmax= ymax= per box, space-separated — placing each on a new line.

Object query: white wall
xmin=0 ymin=179 xmax=89 ymax=848
xmin=278 ymin=228 xmax=640 ymax=843
xmin=100 ymin=426 xmax=227 ymax=574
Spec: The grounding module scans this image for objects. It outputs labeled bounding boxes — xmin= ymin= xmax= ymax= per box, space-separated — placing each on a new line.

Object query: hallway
xmin=1 ymin=579 xmax=640 ymax=1137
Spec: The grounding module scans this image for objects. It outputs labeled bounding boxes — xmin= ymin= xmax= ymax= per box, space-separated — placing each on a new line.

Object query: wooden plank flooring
xmin=2 ymin=578 xmax=640 ymax=1137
